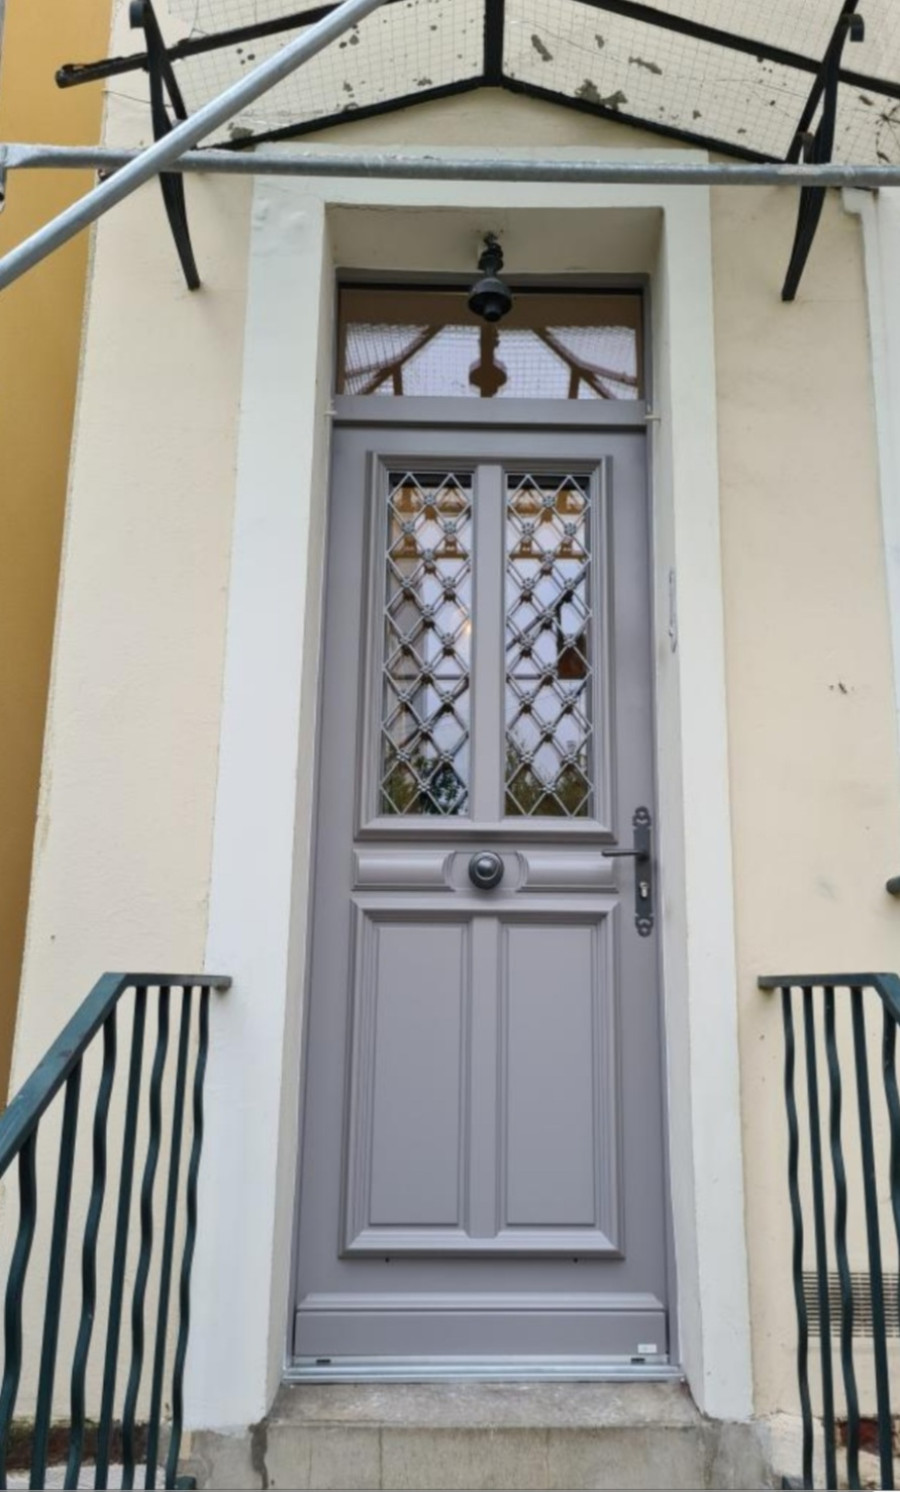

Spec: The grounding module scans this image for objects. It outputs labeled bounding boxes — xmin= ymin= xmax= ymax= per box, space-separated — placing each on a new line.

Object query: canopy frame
xmin=57 ymin=0 xmax=900 ymax=162
xmin=42 ymin=0 xmax=896 ymax=295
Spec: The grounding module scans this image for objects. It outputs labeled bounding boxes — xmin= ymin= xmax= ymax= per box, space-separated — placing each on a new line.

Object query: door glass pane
xmin=381 ymin=472 xmax=472 ymax=815
xmin=339 ymin=289 xmax=642 ymax=400
xmin=505 ymin=473 xmax=592 ymax=817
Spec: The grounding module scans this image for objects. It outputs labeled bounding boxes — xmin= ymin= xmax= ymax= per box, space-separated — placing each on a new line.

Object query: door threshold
xmin=286 ymin=1356 xmax=681 ymax=1383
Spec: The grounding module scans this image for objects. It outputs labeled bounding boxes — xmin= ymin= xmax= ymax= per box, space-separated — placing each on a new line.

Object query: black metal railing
xmin=760 ymin=972 xmax=900 ymax=1491
xmin=0 ymin=972 xmax=230 ymax=1490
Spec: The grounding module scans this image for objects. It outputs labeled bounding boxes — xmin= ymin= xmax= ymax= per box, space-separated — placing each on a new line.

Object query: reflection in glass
xmin=381 ymin=472 xmax=472 ymax=815
xmin=339 ymin=289 xmax=642 ymax=400
xmin=505 ymin=473 xmax=592 ymax=817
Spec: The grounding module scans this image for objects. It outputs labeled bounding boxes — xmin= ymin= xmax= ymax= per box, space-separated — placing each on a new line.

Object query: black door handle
xmin=604 ymin=807 xmax=653 ymax=937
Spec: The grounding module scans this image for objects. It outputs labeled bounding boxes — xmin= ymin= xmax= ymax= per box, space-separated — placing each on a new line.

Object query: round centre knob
xmin=469 ymin=851 xmax=504 ymax=890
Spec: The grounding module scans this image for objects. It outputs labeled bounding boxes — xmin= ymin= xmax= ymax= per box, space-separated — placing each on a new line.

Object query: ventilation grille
xmin=803 ymin=1273 xmax=900 ymax=1338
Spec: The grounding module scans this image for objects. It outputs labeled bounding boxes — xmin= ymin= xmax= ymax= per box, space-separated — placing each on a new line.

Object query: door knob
xmin=469 ymin=852 xmax=504 ymax=890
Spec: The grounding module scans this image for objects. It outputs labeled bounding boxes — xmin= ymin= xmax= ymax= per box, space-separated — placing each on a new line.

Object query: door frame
xmin=190 ymin=157 xmax=753 ymax=1430
xmin=291 ymin=411 xmax=672 ymax=1371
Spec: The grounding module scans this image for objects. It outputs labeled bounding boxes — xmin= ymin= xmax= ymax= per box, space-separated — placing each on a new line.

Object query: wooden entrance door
xmin=293 ymin=416 xmax=668 ymax=1367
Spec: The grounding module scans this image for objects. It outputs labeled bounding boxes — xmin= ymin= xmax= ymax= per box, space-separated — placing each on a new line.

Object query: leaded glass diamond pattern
xmin=505 ymin=473 xmax=592 ymax=817
xmin=381 ymin=472 xmax=472 ymax=815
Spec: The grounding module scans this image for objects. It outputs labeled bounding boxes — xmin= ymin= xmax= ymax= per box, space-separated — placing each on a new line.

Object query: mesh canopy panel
xmin=106 ymin=0 xmax=900 ymax=159
xmin=505 ymin=0 xmax=811 ymax=159
xmin=169 ymin=0 xmax=483 ymax=142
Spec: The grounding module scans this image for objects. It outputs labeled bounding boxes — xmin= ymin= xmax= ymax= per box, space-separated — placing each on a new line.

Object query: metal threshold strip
xmin=286 ymin=1357 xmax=683 ymax=1382
xmin=3 ymin=144 xmax=900 ymax=187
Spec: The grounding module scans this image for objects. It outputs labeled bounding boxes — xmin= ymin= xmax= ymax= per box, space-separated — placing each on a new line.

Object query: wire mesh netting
xmin=505 ymin=0 xmax=811 ymax=158
xmin=166 ymin=0 xmax=484 ymax=141
xmin=102 ymin=0 xmax=900 ymax=159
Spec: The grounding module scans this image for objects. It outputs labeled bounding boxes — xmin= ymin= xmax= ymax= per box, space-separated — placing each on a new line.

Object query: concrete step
xmin=184 ymin=1381 xmax=773 ymax=1490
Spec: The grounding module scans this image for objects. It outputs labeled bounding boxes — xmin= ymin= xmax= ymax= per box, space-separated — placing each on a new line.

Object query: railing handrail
xmin=0 ymin=973 xmax=231 ymax=1181
xmin=759 ymin=972 xmax=900 ymax=1025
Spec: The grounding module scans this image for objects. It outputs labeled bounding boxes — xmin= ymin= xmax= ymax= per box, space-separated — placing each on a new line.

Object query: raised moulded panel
xmin=353 ymin=848 xmax=453 ymax=890
xmin=518 ymin=848 xmax=617 ymax=892
xmin=343 ymin=900 xmax=620 ymax=1256
xmin=499 ymin=914 xmax=620 ymax=1249
xmin=343 ymin=907 xmax=470 ymax=1251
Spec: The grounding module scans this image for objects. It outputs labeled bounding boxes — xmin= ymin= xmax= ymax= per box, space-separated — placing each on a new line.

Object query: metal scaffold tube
xmin=2 ymin=143 xmax=900 ymax=188
xmin=0 ymin=0 xmax=388 ymax=292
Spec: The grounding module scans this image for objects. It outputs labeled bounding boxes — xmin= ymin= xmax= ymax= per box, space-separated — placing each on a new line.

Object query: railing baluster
xmin=783 ymin=985 xmax=814 ymax=1491
xmin=802 ymin=986 xmax=836 ymax=1489
xmin=146 ymin=987 xmax=192 ymax=1489
xmin=850 ymin=985 xmax=894 ymax=1490
xmin=0 ymin=1132 xmax=38 ymax=1491
xmin=66 ymin=1012 xmax=117 ymax=1490
xmin=31 ymin=1064 xmax=83 ymax=1489
xmin=96 ymin=987 xmax=148 ymax=1491
xmin=823 ymin=986 xmax=860 ymax=1491
xmin=882 ymin=1007 xmax=900 ymax=1420
xmin=0 ymin=971 xmax=227 ymax=1492
xmin=166 ymin=986 xmax=210 ymax=1492
xmin=122 ymin=987 xmax=170 ymax=1491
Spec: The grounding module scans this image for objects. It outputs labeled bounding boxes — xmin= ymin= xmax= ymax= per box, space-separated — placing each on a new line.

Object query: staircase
xmin=182 ymin=1382 xmax=772 ymax=1490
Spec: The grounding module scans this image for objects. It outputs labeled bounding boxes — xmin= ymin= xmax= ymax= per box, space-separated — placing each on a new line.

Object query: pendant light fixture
xmin=467 ymin=233 xmax=513 ymax=323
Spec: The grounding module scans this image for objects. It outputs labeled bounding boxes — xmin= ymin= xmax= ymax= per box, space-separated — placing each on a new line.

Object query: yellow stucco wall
xmin=0 ymin=0 xmax=112 ymax=1098
xmin=712 ymin=180 xmax=900 ymax=1415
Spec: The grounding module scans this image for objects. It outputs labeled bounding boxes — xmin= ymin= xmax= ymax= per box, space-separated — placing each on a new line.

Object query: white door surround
xmin=193 ymin=149 xmax=753 ymax=1430
xmin=844 ymin=187 xmax=900 ymax=778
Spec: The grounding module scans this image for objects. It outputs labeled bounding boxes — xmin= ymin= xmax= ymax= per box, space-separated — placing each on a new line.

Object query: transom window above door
xmin=338 ymin=288 xmax=643 ymax=401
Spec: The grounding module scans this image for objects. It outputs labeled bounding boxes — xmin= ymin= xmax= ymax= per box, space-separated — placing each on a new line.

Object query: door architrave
xmin=192 ymin=165 xmax=752 ymax=1430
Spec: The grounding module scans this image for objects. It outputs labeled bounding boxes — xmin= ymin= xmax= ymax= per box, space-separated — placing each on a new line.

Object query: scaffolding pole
xmin=2 ymin=142 xmax=900 ymax=188
xmin=0 ymin=0 xmax=387 ymax=293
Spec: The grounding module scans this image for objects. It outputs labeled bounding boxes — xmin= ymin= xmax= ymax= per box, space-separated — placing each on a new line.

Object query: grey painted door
xmin=293 ymin=418 xmax=668 ymax=1365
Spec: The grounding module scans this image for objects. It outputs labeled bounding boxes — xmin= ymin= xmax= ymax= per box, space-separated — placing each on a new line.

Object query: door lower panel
xmin=342 ymin=897 xmax=621 ymax=1258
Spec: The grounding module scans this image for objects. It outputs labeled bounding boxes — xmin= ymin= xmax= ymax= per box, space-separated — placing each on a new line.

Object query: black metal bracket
xmin=604 ymin=806 xmax=653 ymax=937
xmin=130 ymin=0 xmax=200 ymax=291
xmin=483 ymin=0 xmax=505 ymax=86
xmin=781 ymin=7 xmax=864 ymax=303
